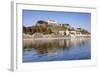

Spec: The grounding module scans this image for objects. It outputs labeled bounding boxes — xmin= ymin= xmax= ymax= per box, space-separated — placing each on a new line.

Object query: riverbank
xmin=23 ymin=34 xmax=91 ymax=40
xmin=23 ymin=33 xmax=90 ymax=38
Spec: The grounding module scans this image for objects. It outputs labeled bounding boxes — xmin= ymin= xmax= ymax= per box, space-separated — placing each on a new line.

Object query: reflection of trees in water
xmin=23 ymin=38 xmax=90 ymax=55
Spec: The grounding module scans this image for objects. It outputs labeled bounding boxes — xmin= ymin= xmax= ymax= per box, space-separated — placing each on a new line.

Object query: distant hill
xmin=23 ymin=20 xmax=90 ymax=35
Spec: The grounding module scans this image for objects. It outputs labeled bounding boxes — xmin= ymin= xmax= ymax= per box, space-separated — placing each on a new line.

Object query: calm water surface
xmin=23 ymin=37 xmax=91 ymax=62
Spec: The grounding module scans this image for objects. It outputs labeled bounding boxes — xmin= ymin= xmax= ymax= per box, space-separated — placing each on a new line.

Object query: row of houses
xmin=58 ymin=29 xmax=82 ymax=36
xmin=46 ymin=20 xmax=83 ymax=36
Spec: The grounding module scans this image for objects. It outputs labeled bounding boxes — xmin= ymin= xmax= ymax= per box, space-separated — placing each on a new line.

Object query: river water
xmin=23 ymin=37 xmax=91 ymax=62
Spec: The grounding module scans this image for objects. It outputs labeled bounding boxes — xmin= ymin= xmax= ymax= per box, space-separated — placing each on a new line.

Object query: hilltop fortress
xmin=23 ymin=20 xmax=90 ymax=38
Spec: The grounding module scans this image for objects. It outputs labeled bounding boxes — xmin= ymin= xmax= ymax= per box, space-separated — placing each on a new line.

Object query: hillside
xmin=23 ymin=20 xmax=90 ymax=35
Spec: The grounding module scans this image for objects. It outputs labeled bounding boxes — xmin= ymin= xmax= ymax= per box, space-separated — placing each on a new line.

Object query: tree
xmin=47 ymin=28 xmax=52 ymax=34
xmin=37 ymin=20 xmax=48 ymax=25
xmin=23 ymin=26 xmax=26 ymax=34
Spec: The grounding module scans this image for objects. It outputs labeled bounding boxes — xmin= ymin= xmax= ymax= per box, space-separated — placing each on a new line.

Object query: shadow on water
xmin=23 ymin=37 xmax=91 ymax=62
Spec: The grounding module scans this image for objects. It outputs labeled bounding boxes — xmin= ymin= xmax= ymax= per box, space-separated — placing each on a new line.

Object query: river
xmin=23 ymin=37 xmax=91 ymax=62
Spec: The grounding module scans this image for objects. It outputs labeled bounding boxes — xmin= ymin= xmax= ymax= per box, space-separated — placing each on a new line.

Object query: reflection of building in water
xmin=70 ymin=37 xmax=89 ymax=47
xmin=23 ymin=38 xmax=90 ymax=55
xmin=59 ymin=39 xmax=65 ymax=47
xmin=65 ymin=39 xmax=71 ymax=48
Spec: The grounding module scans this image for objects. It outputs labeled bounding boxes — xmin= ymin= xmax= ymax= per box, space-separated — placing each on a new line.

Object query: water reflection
xmin=23 ymin=37 xmax=91 ymax=62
